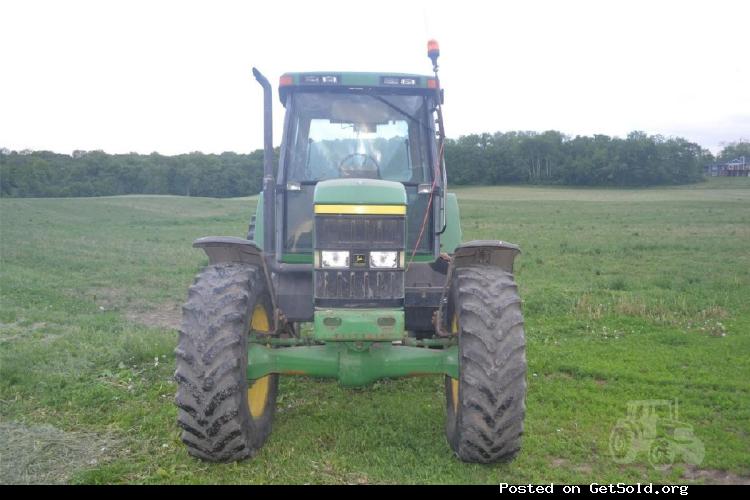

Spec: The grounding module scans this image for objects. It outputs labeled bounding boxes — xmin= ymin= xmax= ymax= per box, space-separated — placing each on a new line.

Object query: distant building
xmin=705 ymin=156 xmax=749 ymax=177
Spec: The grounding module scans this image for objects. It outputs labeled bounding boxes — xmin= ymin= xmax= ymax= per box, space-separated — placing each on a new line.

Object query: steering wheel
xmin=338 ymin=153 xmax=381 ymax=179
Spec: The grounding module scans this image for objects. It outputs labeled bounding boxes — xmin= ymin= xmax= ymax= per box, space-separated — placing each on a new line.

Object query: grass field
xmin=1 ymin=178 xmax=749 ymax=484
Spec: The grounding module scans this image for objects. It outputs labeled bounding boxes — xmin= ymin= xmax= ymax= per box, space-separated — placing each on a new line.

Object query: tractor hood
xmin=313 ymin=179 xmax=407 ymax=206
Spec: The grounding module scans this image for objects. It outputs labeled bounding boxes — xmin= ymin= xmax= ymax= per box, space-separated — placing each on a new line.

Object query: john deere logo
xmin=354 ymin=254 xmax=366 ymax=266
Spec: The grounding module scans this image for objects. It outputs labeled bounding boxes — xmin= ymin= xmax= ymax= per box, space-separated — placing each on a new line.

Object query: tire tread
xmin=446 ymin=264 xmax=527 ymax=463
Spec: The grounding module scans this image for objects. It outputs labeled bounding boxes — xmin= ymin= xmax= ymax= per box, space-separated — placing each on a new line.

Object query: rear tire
xmin=174 ymin=263 xmax=278 ymax=462
xmin=445 ymin=265 xmax=527 ymax=463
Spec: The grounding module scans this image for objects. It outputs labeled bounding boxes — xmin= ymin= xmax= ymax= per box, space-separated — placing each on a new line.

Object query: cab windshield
xmin=281 ymin=91 xmax=436 ymax=257
xmin=285 ymin=93 xmax=433 ymax=183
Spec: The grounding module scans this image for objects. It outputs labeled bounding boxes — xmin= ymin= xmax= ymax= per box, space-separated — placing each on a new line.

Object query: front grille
xmin=315 ymin=215 xmax=404 ymax=249
xmin=314 ymin=214 xmax=405 ymax=307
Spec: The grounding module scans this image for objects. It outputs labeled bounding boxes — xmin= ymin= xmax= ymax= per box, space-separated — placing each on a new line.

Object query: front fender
xmin=453 ymin=239 xmax=521 ymax=273
xmin=192 ymin=236 xmax=279 ymax=329
xmin=434 ymin=240 xmax=521 ymax=334
xmin=193 ymin=236 xmax=265 ymax=267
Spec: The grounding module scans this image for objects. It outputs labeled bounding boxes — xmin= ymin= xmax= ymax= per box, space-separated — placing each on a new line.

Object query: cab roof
xmin=278 ymin=71 xmax=438 ymax=105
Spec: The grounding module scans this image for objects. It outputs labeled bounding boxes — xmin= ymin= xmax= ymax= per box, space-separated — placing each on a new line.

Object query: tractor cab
xmin=252 ymin=71 xmax=457 ymax=328
xmin=276 ymin=73 xmax=443 ymax=262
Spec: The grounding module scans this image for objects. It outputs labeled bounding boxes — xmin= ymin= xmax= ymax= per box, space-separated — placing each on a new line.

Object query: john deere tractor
xmin=174 ymin=41 xmax=527 ymax=464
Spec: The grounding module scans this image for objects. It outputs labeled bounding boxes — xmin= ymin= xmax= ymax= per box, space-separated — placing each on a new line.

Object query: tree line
xmin=1 ymin=132 xmax=745 ymax=198
xmin=444 ymin=131 xmax=719 ymax=186
xmin=0 ymin=149 xmax=270 ymax=198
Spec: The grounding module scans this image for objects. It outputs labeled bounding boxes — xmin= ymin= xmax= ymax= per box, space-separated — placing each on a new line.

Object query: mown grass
xmin=1 ymin=178 xmax=749 ymax=484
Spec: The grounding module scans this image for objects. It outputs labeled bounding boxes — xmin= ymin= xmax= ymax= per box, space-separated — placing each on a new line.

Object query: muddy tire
xmin=445 ymin=265 xmax=527 ymax=463
xmin=174 ymin=263 xmax=278 ymax=462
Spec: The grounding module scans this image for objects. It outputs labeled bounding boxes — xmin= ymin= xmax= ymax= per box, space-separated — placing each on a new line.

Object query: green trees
xmin=0 ymin=135 xmax=739 ymax=198
xmin=443 ymin=131 xmax=710 ymax=187
xmin=717 ymin=141 xmax=750 ymax=162
xmin=0 ymin=150 xmax=267 ymax=198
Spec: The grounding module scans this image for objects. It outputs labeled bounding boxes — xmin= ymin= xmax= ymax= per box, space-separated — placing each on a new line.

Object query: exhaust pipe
xmin=252 ymin=67 xmax=275 ymax=256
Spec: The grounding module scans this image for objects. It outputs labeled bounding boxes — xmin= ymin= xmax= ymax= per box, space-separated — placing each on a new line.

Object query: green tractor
xmin=174 ymin=41 xmax=527 ymax=464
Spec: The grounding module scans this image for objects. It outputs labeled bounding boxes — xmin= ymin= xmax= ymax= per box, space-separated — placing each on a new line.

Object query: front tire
xmin=174 ymin=263 xmax=278 ymax=462
xmin=445 ymin=265 xmax=527 ymax=463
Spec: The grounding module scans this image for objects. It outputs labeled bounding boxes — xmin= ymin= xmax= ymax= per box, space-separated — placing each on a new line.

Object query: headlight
xmin=370 ymin=251 xmax=398 ymax=269
xmin=320 ymin=250 xmax=349 ymax=268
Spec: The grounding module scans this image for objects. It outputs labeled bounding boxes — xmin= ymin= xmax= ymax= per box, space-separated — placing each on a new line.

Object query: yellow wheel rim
xmin=450 ymin=377 xmax=459 ymax=413
xmin=248 ymin=375 xmax=270 ymax=418
xmin=251 ymin=303 xmax=270 ymax=332
xmin=450 ymin=312 xmax=459 ymax=413
xmin=248 ymin=303 xmax=270 ymax=418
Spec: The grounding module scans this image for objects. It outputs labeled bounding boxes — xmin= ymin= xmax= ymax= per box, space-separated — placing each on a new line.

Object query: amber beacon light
xmin=427 ymin=39 xmax=440 ymax=67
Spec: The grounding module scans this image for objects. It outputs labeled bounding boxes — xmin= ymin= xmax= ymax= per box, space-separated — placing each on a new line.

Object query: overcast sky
xmin=1 ymin=0 xmax=747 ymax=155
